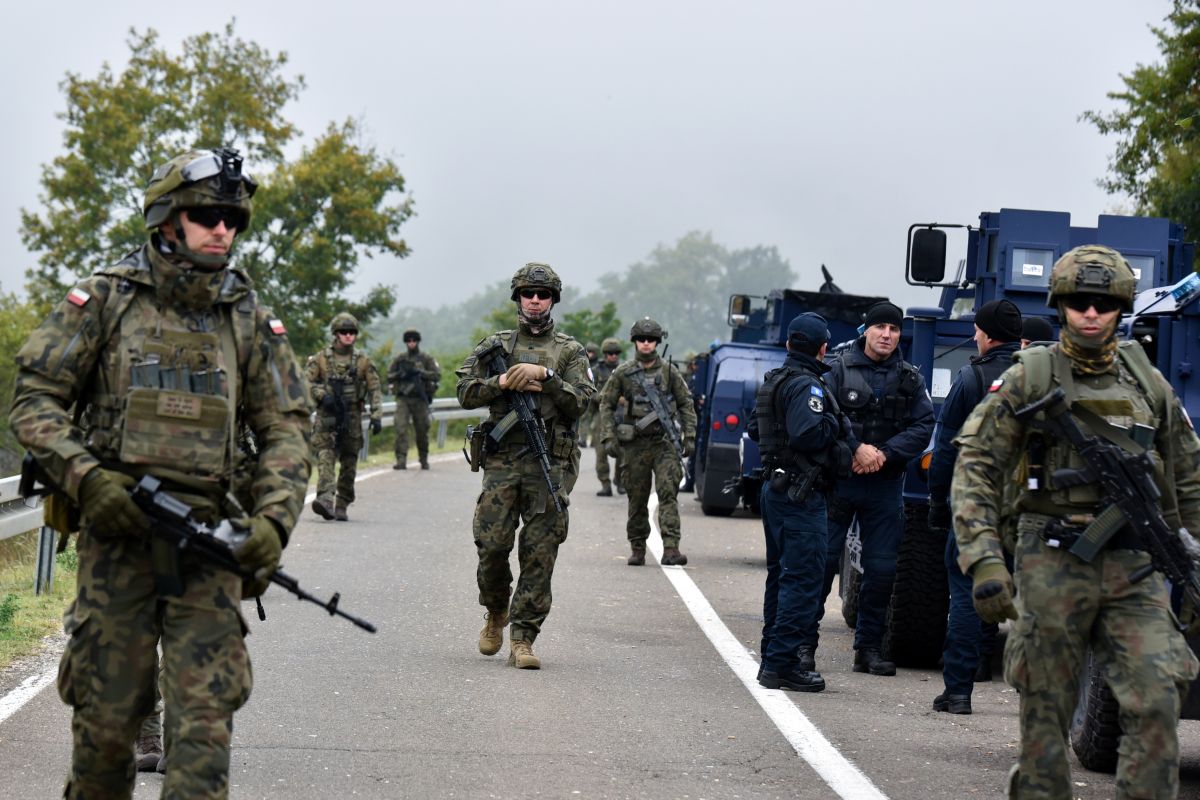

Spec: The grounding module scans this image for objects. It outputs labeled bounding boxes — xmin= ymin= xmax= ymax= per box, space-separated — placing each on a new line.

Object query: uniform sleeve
xmin=927 ymin=371 xmax=974 ymax=506
xmin=366 ymin=360 xmax=383 ymax=420
xmin=422 ymin=354 xmax=441 ymax=384
xmin=455 ymin=338 xmax=504 ymax=409
xmin=1158 ymin=375 xmax=1200 ymax=533
xmin=542 ymin=341 xmax=594 ymax=420
xmin=240 ymin=310 xmax=313 ymax=540
xmin=669 ymin=366 xmax=697 ymax=437
xmin=783 ymin=378 xmax=838 ymax=453
xmin=306 ymin=354 xmax=326 ymax=404
xmin=598 ymin=367 xmax=625 ymax=442
xmin=951 ymin=362 xmax=1029 ymax=572
xmin=386 ymin=355 xmax=401 ymax=390
xmin=10 ymin=277 xmax=113 ymax=499
xmin=881 ymin=371 xmax=935 ymax=464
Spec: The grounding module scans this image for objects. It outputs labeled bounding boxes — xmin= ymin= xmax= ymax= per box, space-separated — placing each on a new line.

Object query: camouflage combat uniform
xmin=591 ymin=341 xmax=623 ymax=493
xmin=456 ymin=267 xmax=594 ymax=654
xmin=600 ymin=334 xmax=697 ymax=558
xmin=952 ymin=245 xmax=1200 ymax=799
xmin=306 ymin=335 xmax=383 ymax=516
xmin=11 ymin=229 xmax=311 ymax=794
xmin=387 ymin=344 xmax=439 ymax=468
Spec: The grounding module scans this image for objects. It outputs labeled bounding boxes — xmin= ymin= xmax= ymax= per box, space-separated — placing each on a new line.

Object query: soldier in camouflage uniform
xmin=592 ymin=337 xmax=624 ymax=496
xmin=600 ymin=317 xmax=697 ymax=566
xmin=951 ymin=245 xmax=1200 ymax=799
xmin=457 ymin=263 xmax=595 ymax=669
xmin=387 ymin=329 xmax=439 ymax=469
xmin=11 ymin=147 xmax=312 ymax=799
xmin=306 ymin=313 xmax=383 ymax=521
xmin=578 ymin=342 xmax=600 ymax=446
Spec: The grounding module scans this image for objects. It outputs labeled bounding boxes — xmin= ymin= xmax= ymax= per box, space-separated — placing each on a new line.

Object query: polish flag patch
xmin=269 ymin=318 xmax=287 ymax=335
xmin=66 ymin=288 xmax=91 ymax=307
xmin=989 ymin=379 xmax=1004 ymax=392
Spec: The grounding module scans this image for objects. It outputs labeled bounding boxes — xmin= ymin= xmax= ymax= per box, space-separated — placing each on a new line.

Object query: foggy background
xmin=4 ymin=0 xmax=1166 ymax=317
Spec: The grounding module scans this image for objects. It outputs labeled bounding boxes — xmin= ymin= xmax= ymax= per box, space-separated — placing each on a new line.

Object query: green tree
xmin=1083 ymin=1 xmax=1200 ymax=238
xmin=0 ymin=293 xmax=43 ymax=471
xmin=559 ymin=301 xmax=621 ymax=346
xmin=20 ymin=22 xmax=411 ymax=356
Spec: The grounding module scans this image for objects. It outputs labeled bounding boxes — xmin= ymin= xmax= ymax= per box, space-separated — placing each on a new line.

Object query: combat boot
xmin=311 ymin=499 xmax=335 ymax=520
xmin=335 ymin=503 xmax=349 ymax=521
xmin=627 ymin=547 xmax=646 ymax=566
xmin=596 ymin=482 xmax=613 ymax=497
xmin=758 ymin=667 xmax=825 ymax=693
xmin=420 ymin=458 xmax=430 ymax=470
xmin=660 ymin=547 xmax=688 ymax=566
xmin=135 ymin=734 xmax=162 ymax=772
xmin=797 ymin=646 xmax=816 ymax=673
xmin=932 ymin=692 xmax=972 ymax=714
xmin=508 ymin=638 xmax=541 ymax=669
xmin=853 ymin=648 xmax=896 ymax=676
xmin=478 ymin=608 xmax=508 ymax=655
xmin=393 ymin=461 xmax=407 ymax=470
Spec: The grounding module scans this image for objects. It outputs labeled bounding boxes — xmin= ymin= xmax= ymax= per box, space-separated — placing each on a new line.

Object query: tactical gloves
xmin=971 ymin=557 xmax=1018 ymax=623
xmin=927 ymin=501 xmax=952 ymax=531
xmin=604 ymin=438 xmax=623 ymax=459
xmin=503 ymin=363 xmax=546 ymax=392
xmin=233 ymin=515 xmax=283 ymax=578
xmin=682 ymin=435 xmax=695 ymax=458
xmin=321 ymin=393 xmax=337 ymax=413
xmin=370 ymin=419 xmax=383 ymax=436
xmin=78 ymin=468 xmax=148 ymax=538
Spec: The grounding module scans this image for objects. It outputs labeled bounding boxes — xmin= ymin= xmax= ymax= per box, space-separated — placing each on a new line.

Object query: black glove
xmin=927 ymin=501 xmax=952 ymax=531
xmin=321 ymin=394 xmax=337 ymax=413
xmin=78 ymin=469 xmax=148 ymax=538
xmin=370 ymin=419 xmax=383 ymax=436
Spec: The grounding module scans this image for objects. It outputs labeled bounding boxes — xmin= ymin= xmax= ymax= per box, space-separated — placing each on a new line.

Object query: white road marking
xmin=647 ymin=494 xmax=888 ymax=800
xmin=0 ymin=670 xmax=55 ymax=725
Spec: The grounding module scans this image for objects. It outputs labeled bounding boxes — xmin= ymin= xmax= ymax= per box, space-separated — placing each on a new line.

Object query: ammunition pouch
xmin=616 ymin=423 xmax=636 ymax=443
xmin=119 ymin=388 xmax=230 ymax=477
xmin=549 ymin=429 xmax=576 ymax=461
xmin=43 ymin=492 xmax=81 ymax=539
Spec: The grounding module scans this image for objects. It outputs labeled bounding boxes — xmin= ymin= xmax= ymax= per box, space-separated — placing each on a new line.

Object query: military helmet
xmin=630 ymin=317 xmax=665 ymax=341
xmin=330 ymin=312 xmax=359 ymax=334
xmin=1046 ymin=245 xmax=1137 ymax=312
xmin=144 ymin=147 xmax=257 ymax=231
xmin=403 ymin=329 xmax=421 ymax=342
xmin=601 ymin=337 xmax=622 ymax=354
xmin=585 ymin=341 xmax=599 ymax=353
xmin=510 ymin=262 xmax=562 ymax=303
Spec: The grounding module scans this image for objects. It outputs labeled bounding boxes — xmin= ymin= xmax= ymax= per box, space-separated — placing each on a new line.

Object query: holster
xmin=464 ymin=424 xmax=486 ymax=472
xmin=615 ymin=423 xmax=635 ymax=443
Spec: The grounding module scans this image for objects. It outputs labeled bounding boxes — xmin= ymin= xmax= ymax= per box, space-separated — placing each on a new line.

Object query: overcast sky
xmin=5 ymin=0 xmax=1170 ymax=315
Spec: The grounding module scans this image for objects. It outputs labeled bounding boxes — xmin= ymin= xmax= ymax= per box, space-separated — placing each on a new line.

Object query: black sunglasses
xmin=336 ymin=329 xmax=358 ymax=336
xmin=1063 ymin=294 xmax=1122 ymax=314
xmin=519 ymin=289 xmax=553 ymax=300
xmin=633 ymin=336 xmax=660 ymax=344
xmin=186 ymin=206 xmax=248 ymax=231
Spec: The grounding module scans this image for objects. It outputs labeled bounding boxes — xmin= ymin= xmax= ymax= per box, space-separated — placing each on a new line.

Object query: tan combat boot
xmin=661 ymin=547 xmax=688 ymax=566
xmin=135 ymin=734 xmax=162 ymax=772
xmin=478 ymin=608 xmax=508 ymax=655
xmin=627 ymin=547 xmax=646 ymax=566
xmin=334 ymin=503 xmax=349 ymax=521
xmin=508 ymin=638 xmax=541 ymax=669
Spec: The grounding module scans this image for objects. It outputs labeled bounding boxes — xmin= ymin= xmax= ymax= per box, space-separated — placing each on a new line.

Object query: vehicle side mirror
xmin=728 ymin=294 xmax=751 ymax=328
xmin=910 ymin=228 xmax=947 ymax=283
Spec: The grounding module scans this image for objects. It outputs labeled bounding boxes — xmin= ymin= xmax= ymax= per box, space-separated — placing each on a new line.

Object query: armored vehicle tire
xmin=701 ymin=503 xmax=736 ymax=517
xmin=1070 ymin=650 xmax=1121 ymax=774
xmin=881 ymin=503 xmax=949 ymax=668
xmin=839 ymin=544 xmax=860 ymax=630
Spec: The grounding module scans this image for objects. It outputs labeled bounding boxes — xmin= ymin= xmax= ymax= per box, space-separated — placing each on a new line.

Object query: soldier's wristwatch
xmin=544 ymin=367 xmax=555 ymax=381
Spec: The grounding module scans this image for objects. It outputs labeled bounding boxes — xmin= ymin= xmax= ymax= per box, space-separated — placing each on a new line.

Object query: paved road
xmin=3 ymin=449 xmax=1200 ymax=798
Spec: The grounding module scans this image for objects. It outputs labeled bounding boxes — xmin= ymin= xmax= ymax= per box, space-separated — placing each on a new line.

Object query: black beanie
xmin=974 ymin=299 xmax=1023 ymax=342
xmin=1021 ymin=316 xmax=1054 ymax=343
xmin=863 ymin=301 xmax=903 ymax=329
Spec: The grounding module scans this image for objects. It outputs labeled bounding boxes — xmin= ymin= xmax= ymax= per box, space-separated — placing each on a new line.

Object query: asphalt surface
xmin=3 ymin=448 xmax=1200 ymax=798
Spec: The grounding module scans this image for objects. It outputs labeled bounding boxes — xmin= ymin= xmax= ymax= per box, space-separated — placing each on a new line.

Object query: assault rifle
xmin=326 ymin=376 xmax=351 ymax=451
xmin=131 ymin=476 xmax=377 ymax=633
xmin=630 ymin=347 xmax=685 ymax=462
xmin=477 ymin=342 xmax=563 ymax=513
xmin=1015 ymin=388 xmax=1200 ymax=614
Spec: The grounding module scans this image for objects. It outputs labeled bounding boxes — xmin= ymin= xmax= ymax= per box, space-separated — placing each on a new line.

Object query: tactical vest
xmin=1016 ymin=342 xmax=1169 ymax=518
xmin=831 ymin=356 xmax=921 ymax=445
xmin=593 ymin=361 xmax=616 ymax=391
xmin=316 ymin=348 xmax=371 ymax=409
xmin=80 ymin=262 xmax=258 ymax=483
xmin=483 ymin=328 xmax=577 ymax=455
xmin=625 ymin=361 xmax=679 ymax=434
xmin=756 ymin=364 xmax=842 ymax=476
xmin=958 ymin=346 xmax=1019 ymax=408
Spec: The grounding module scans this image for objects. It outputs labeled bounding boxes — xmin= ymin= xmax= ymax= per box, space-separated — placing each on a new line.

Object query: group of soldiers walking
xmin=9 ymin=144 xmax=1200 ymax=799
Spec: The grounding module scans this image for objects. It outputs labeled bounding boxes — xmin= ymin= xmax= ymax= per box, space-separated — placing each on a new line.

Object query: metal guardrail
xmin=0 ymin=397 xmax=485 ymax=544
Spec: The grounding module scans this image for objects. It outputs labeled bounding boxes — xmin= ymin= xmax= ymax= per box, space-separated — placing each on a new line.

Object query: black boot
xmin=796 ymin=646 xmax=816 ymax=673
xmin=933 ymin=692 xmax=972 ymax=714
xmin=758 ymin=668 xmax=825 ymax=693
xmin=853 ymin=648 xmax=896 ymax=676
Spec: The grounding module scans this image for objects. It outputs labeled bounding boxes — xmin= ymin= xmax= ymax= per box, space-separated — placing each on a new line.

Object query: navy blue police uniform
xmin=810 ymin=302 xmax=935 ymax=675
xmin=749 ymin=313 xmax=849 ymax=692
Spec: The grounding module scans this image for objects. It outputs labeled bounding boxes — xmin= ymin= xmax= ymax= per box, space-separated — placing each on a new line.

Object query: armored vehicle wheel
xmin=1070 ymin=650 xmax=1121 ymax=774
xmin=839 ymin=520 xmax=861 ymax=629
xmin=882 ymin=503 xmax=948 ymax=668
xmin=700 ymin=503 xmax=735 ymax=517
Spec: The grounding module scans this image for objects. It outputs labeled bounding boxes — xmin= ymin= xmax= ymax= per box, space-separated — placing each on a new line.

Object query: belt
xmin=1039 ymin=519 xmax=1144 ymax=553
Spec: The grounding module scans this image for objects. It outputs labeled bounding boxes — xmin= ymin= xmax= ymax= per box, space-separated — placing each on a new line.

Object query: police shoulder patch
xmin=809 ymin=384 xmax=824 ymax=397
xmin=808 ymin=396 xmax=824 ymax=413
xmin=989 ymin=379 xmax=1004 ymax=392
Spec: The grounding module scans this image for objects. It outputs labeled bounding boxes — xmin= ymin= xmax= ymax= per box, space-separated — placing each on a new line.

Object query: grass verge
xmin=0 ymin=530 xmax=76 ymax=671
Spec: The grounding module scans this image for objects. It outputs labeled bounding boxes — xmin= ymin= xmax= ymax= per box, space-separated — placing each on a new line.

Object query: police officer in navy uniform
xmin=749 ymin=313 xmax=851 ymax=692
xmin=809 ymin=300 xmax=935 ymax=675
xmin=926 ymin=299 xmax=1022 ymax=713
